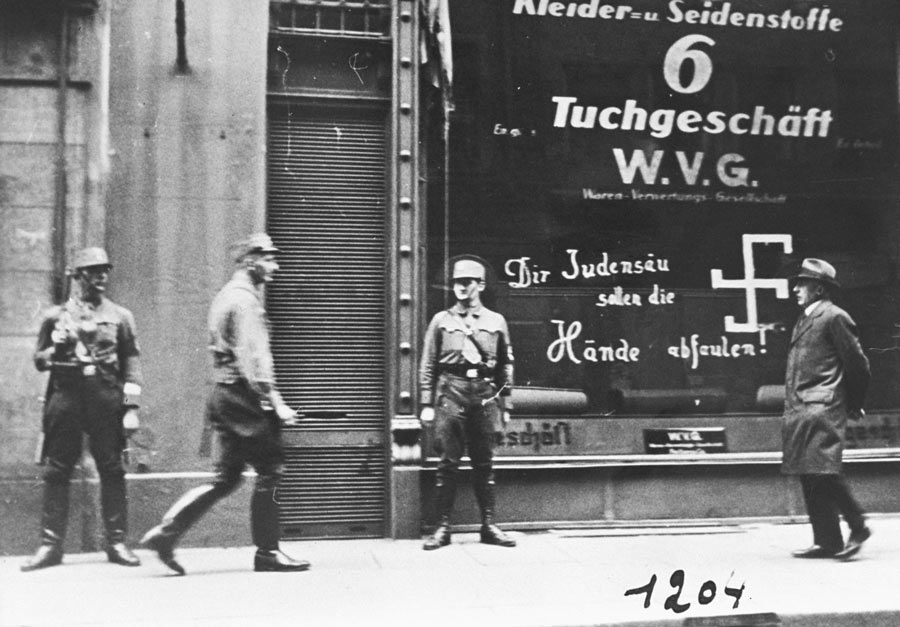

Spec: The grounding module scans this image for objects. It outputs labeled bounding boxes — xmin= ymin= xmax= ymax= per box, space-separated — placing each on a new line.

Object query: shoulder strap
xmin=447 ymin=309 xmax=489 ymax=362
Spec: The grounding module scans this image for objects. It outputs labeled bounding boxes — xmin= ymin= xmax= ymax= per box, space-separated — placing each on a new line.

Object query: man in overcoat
xmin=782 ymin=258 xmax=871 ymax=560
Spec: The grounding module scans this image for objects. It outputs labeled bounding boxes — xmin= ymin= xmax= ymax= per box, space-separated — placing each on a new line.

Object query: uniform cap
xmin=792 ymin=258 xmax=839 ymax=288
xmin=72 ymin=247 xmax=111 ymax=270
xmin=451 ymin=257 xmax=486 ymax=281
xmin=233 ymin=233 xmax=279 ymax=261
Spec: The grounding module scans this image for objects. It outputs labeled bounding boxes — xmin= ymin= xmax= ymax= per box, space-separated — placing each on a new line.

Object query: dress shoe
xmin=835 ymin=526 xmax=872 ymax=561
xmin=423 ymin=522 xmax=451 ymax=551
xmin=480 ymin=523 xmax=516 ymax=547
xmin=140 ymin=526 xmax=185 ymax=575
xmin=106 ymin=542 xmax=141 ymax=566
xmin=21 ymin=544 xmax=63 ymax=572
xmin=791 ymin=545 xmax=839 ymax=559
xmin=254 ymin=549 xmax=311 ymax=572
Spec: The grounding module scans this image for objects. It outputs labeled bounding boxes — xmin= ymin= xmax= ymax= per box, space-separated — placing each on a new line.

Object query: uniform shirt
xmin=208 ymin=269 xmax=283 ymax=405
xmin=419 ymin=303 xmax=514 ymax=408
xmin=34 ymin=296 xmax=143 ymax=389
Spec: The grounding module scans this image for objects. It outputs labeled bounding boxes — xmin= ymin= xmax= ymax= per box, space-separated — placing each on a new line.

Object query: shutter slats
xmin=267 ymin=106 xmax=387 ymax=538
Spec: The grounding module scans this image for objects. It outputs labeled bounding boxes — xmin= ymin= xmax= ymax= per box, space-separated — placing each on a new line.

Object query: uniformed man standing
xmin=419 ymin=255 xmax=516 ymax=550
xmin=23 ymin=247 xmax=143 ymax=571
xmin=141 ymin=234 xmax=309 ymax=574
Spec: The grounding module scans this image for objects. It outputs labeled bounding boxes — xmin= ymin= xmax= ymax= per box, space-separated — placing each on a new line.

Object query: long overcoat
xmin=781 ymin=299 xmax=869 ymax=475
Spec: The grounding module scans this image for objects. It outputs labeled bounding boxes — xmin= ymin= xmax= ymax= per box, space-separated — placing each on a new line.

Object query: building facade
xmin=2 ymin=0 xmax=900 ymax=553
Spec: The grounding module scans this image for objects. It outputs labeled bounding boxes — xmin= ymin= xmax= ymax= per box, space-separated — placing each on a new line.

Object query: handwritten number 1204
xmin=624 ymin=570 xmax=745 ymax=614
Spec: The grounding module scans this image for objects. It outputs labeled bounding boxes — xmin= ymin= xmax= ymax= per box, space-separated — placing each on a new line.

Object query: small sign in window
xmin=644 ymin=428 xmax=728 ymax=454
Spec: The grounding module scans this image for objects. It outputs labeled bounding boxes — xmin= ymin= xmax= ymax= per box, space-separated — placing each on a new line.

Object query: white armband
xmin=123 ymin=382 xmax=142 ymax=407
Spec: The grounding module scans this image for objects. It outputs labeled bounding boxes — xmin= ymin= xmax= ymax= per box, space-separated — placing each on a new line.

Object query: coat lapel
xmin=791 ymin=301 xmax=827 ymax=345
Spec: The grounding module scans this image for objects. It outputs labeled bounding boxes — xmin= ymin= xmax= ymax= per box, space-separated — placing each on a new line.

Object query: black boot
xmin=140 ymin=484 xmax=220 ymax=575
xmin=140 ymin=526 xmax=184 ymax=575
xmin=423 ymin=475 xmax=456 ymax=551
xmin=254 ymin=549 xmax=311 ymax=572
xmin=251 ymin=483 xmax=310 ymax=572
xmin=22 ymin=483 xmax=69 ymax=572
xmin=250 ymin=484 xmax=281 ymax=553
xmin=106 ymin=539 xmax=141 ymax=566
xmin=423 ymin=516 xmax=452 ymax=551
xmin=474 ymin=468 xmax=516 ymax=548
xmin=102 ymin=475 xmax=140 ymax=566
xmin=480 ymin=521 xmax=516 ymax=547
xmin=21 ymin=533 xmax=64 ymax=572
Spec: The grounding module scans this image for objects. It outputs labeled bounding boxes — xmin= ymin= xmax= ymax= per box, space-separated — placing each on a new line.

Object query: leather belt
xmin=51 ymin=362 xmax=97 ymax=377
xmin=441 ymin=365 xmax=492 ymax=379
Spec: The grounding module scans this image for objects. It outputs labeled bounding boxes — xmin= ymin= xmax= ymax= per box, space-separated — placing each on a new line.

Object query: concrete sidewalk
xmin=2 ymin=516 xmax=899 ymax=627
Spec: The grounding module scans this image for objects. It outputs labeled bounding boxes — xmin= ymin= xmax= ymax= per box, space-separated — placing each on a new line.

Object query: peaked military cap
xmin=71 ymin=247 xmax=112 ymax=271
xmin=449 ymin=254 xmax=489 ymax=281
xmin=233 ymin=233 xmax=280 ymax=261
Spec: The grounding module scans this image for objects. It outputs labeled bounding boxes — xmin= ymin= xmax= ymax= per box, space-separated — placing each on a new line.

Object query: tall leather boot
xmin=251 ymin=484 xmax=310 ymax=572
xmin=423 ymin=475 xmax=456 ymax=551
xmin=474 ymin=468 xmax=516 ymax=548
xmin=101 ymin=474 xmax=140 ymax=566
xmin=21 ymin=483 xmax=69 ymax=572
xmin=140 ymin=484 xmax=221 ymax=575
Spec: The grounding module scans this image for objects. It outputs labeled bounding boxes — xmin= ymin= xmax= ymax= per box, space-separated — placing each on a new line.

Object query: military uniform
xmin=23 ymin=248 xmax=142 ymax=571
xmin=419 ymin=256 xmax=516 ymax=550
xmin=141 ymin=233 xmax=309 ymax=575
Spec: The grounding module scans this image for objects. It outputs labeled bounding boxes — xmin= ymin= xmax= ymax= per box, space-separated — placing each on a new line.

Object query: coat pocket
xmin=798 ymin=388 xmax=834 ymax=404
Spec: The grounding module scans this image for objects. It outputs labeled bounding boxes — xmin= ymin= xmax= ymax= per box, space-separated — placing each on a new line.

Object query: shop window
xmin=428 ymin=0 xmax=900 ymax=436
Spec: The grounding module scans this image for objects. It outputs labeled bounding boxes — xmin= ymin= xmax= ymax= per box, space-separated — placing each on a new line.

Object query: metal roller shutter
xmin=267 ymin=104 xmax=388 ymax=538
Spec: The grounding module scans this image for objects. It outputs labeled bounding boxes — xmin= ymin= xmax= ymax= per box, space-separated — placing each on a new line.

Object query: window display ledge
xmin=425 ymin=448 xmax=900 ymax=470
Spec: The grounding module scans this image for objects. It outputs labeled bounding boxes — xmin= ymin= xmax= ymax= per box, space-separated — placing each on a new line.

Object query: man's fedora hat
xmin=792 ymin=258 xmax=840 ymax=288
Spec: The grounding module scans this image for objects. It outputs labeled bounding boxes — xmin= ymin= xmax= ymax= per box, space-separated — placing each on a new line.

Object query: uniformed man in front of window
xmin=23 ymin=247 xmax=143 ymax=571
xmin=419 ymin=255 xmax=516 ymax=550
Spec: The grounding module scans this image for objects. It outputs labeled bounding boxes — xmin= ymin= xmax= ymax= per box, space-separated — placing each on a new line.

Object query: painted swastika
xmin=710 ymin=234 xmax=793 ymax=349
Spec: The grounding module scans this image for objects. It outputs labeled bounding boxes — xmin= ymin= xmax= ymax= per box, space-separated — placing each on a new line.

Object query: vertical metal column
xmin=53 ymin=7 xmax=71 ymax=304
xmin=389 ymin=0 xmax=420 ymax=427
xmin=389 ymin=0 xmax=424 ymax=537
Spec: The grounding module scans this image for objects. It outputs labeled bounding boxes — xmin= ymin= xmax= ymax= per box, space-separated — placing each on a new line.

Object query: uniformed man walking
xmin=23 ymin=247 xmax=143 ymax=571
xmin=419 ymin=255 xmax=516 ymax=550
xmin=141 ymin=234 xmax=309 ymax=574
